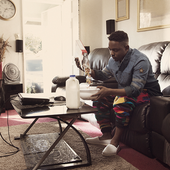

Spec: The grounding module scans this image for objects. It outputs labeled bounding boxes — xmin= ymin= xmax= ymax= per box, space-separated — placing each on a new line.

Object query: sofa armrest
xmin=90 ymin=77 xmax=118 ymax=88
xmin=149 ymin=96 xmax=170 ymax=135
xmin=128 ymin=102 xmax=150 ymax=133
xmin=51 ymin=84 xmax=58 ymax=92
xmin=52 ymin=75 xmax=86 ymax=87
xmin=52 ymin=76 xmax=118 ymax=90
xmin=52 ymin=76 xmax=69 ymax=87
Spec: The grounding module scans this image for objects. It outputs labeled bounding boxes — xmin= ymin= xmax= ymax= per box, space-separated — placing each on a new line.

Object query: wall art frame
xmin=115 ymin=0 xmax=129 ymax=22
xmin=137 ymin=0 xmax=170 ymax=32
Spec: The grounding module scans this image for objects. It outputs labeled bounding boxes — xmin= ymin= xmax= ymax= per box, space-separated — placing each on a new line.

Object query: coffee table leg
xmin=14 ymin=118 xmax=39 ymax=140
xmin=58 ymin=118 xmax=92 ymax=166
xmin=57 ymin=119 xmax=62 ymax=134
xmin=32 ymin=117 xmax=77 ymax=170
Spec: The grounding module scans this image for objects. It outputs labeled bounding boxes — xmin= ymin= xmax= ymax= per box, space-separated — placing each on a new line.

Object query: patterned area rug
xmin=0 ymin=121 xmax=138 ymax=170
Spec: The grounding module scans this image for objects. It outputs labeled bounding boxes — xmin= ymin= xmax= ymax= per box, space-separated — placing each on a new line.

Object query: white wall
xmin=80 ymin=0 xmax=170 ymax=51
xmin=1 ymin=0 xmax=23 ymax=82
xmin=79 ymin=0 xmax=103 ymax=50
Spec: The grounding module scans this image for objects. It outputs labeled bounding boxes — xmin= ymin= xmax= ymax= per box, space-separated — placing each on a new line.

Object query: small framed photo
xmin=137 ymin=0 xmax=170 ymax=31
xmin=115 ymin=0 xmax=129 ymax=22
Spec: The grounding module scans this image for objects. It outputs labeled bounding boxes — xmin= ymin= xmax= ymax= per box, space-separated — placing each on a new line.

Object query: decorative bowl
xmin=80 ymin=83 xmax=100 ymax=100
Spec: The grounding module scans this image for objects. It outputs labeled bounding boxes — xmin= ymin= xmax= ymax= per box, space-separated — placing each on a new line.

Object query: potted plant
xmin=0 ymin=35 xmax=11 ymax=79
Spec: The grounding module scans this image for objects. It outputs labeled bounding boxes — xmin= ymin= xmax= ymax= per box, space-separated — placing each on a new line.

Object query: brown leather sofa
xmin=51 ymin=41 xmax=170 ymax=167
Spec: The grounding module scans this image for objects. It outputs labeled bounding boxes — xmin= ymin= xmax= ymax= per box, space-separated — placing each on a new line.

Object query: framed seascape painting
xmin=115 ymin=0 xmax=129 ymax=21
xmin=137 ymin=0 xmax=170 ymax=31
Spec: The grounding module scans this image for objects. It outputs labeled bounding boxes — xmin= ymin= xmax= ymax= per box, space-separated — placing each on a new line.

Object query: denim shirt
xmin=96 ymin=48 xmax=161 ymax=97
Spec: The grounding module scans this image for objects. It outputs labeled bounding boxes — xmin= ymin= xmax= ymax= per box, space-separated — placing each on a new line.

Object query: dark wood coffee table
xmin=10 ymin=94 xmax=97 ymax=170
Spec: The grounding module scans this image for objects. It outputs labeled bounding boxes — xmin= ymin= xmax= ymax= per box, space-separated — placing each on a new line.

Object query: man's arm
xmin=124 ymin=60 xmax=150 ymax=98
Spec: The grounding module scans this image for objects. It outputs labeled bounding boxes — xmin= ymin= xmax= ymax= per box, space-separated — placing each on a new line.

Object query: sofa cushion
xmin=88 ymin=48 xmax=111 ymax=70
xmin=162 ymin=85 xmax=170 ymax=96
xmin=138 ymin=41 xmax=170 ymax=79
xmin=158 ymin=43 xmax=170 ymax=91
xmin=160 ymin=43 xmax=170 ymax=74
xmin=157 ymin=74 xmax=170 ymax=92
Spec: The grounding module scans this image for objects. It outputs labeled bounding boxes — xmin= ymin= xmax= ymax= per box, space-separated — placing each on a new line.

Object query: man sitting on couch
xmin=76 ymin=30 xmax=162 ymax=156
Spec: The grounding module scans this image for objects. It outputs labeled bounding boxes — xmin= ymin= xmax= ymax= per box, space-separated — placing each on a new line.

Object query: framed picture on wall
xmin=137 ymin=0 xmax=170 ymax=31
xmin=115 ymin=0 xmax=129 ymax=21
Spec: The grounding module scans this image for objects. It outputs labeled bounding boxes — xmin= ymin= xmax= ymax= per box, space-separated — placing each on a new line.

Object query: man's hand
xmin=91 ymin=86 xmax=111 ymax=101
xmin=91 ymin=87 xmax=127 ymax=101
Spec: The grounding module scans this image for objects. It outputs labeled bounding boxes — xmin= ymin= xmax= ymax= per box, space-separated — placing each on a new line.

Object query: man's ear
xmin=125 ymin=45 xmax=129 ymax=51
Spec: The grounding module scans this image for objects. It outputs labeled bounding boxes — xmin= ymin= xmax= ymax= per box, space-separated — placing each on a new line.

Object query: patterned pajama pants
xmin=93 ymin=91 xmax=150 ymax=133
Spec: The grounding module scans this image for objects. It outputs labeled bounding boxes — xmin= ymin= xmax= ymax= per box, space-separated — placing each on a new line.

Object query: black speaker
xmin=16 ymin=40 xmax=23 ymax=52
xmin=106 ymin=19 xmax=115 ymax=35
xmin=2 ymin=83 xmax=23 ymax=110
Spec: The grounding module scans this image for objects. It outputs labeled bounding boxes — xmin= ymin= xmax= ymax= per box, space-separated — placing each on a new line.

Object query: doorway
xmin=22 ymin=0 xmax=79 ymax=93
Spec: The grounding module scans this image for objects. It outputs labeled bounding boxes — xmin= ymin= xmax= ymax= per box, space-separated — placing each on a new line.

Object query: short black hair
xmin=108 ymin=30 xmax=129 ymax=44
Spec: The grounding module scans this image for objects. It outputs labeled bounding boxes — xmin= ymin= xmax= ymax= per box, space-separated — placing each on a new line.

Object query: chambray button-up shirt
xmin=102 ymin=48 xmax=158 ymax=97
